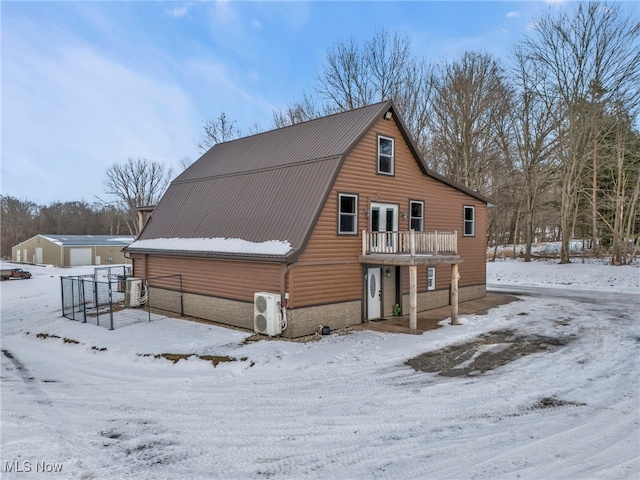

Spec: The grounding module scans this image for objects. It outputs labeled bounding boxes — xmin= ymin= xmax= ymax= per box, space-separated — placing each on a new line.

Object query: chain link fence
xmin=61 ymin=267 xmax=183 ymax=330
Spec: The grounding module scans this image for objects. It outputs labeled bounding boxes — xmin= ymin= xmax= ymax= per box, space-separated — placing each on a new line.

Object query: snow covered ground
xmin=487 ymin=257 xmax=639 ymax=294
xmin=1 ymin=260 xmax=638 ymax=479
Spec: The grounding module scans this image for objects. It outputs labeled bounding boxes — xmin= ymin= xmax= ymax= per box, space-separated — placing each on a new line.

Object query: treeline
xmin=1 ymin=196 xmax=129 ymax=258
xmin=254 ymin=2 xmax=640 ymax=265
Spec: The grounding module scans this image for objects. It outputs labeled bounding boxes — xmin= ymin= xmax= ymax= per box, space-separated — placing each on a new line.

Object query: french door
xmin=370 ymin=203 xmax=398 ymax=252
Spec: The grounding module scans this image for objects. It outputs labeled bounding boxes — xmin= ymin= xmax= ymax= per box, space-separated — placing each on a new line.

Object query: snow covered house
xmin=124 ymin=101 xmax=491 ymax=337
xmin=12 ymin=235 xmax=133 ymax=266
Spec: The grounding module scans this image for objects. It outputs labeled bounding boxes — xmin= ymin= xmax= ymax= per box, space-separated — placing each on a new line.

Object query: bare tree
xmin=272 ymin=93 xmax=323 ymax=128
xmin=178 ymin=156 xmax=193 ymax=172
xmin=519 ymin=1 xmax=640 ymax=263
xmin=315 ymin=36 xmax=373 ymax=111
xmin=279 ymin=29 xmax=434 ymax=155
xmin=393 ymin=58 xmax=435 ymax=157
xmin=365 ymin=28 xmax=413 ymax=103
xmin=196 ymin=111 xmax=241 ymax=153
xmin=246 ymin=122 xmax=265 ymax=136
xmin=103 ymin=158 xmax=173 ymax=236
xmin=593 ymin=106 xmax=640 ymax=264
xmin=0 ymin=195 xmax=39 ymax=258
xmin=505 ymin=49 xmax=561 ymax=261
xmin=427 ymin=51 xmax=512 ymax=194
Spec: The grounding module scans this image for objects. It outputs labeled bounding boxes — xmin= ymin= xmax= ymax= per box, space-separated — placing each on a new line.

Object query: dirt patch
xmin=137 ymin=352 xmax=250 ymax=367
xmin=406 ymin=329 xmax=572 ymax=377
xmin=531 ymin=397 xmax=586 ymax=409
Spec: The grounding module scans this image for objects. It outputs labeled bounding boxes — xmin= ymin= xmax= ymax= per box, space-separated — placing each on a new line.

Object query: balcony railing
xmin=362 ymin=230 xmax=457 ymax=256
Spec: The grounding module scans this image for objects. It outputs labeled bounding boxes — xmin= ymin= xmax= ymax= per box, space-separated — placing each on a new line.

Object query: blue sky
xmin=2 ymin=1 xmax=636 ymax=205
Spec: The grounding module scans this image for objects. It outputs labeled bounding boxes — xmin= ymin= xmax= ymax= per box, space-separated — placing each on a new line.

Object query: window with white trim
xmin=338 ymin=193 xmax=358 ymax=234
xmin=409 ymin=200 xmax=424 ymax=231
xmin=377 ymin=136 xmax=394 ymax=175
xmin=463 ymin=206 xmax=475 ymax=236
xmin=427 ymin=267 xmax=436 ymax=291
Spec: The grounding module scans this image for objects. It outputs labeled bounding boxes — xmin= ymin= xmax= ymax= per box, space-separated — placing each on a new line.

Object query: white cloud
xmin=165 ymin=4 xmax=192 ymax=19
xmin=506 ymin=11 xmax=521 ymax=18
xmin=214 ymin=0 xmax=236 ymax=23
xmin=252 ymin=19 xmax=262 ymax=28
xmin=1 ymin=23 xmax=199 ymax=204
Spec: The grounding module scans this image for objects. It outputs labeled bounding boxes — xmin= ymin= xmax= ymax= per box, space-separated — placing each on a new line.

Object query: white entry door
xmin=367 ymin=268 xmax=382 ymax=320
xmin=370 ymin=203 xmax=399 ymax=252
xmin=35 ymin=247 xmax=43 ymax=264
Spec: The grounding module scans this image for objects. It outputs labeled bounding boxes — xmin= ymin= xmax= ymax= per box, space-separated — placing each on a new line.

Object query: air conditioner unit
xmin=125 ymin=278 xmax=143 ymax=307
xmin=254 ymin=292 xmax=282 ymax=336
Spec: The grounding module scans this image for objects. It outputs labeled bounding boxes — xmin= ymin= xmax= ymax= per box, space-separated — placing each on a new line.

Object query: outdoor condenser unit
xmin=117 ymin=275 xmax=128 ymax=293
xmin=125 ymin=278 xmax=143 ymax=307
xmin=253 ymin=292 xmax=282 ymax=336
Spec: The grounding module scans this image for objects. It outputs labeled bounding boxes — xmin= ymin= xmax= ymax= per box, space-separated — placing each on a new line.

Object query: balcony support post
xmin=410 ymin=229 xmax=416 ymax=256
xmin=409 ymin=264 xmax=417 ymax=334
xmin=451 ymin=263 xmax=459 ymax=325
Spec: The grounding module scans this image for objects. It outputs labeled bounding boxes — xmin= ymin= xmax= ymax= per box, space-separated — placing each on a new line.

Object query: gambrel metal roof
xmin=126 ymin=100 xmax=490 ymax=261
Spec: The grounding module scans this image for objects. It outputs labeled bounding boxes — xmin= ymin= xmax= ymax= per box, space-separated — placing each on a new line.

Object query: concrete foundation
xmin=147 ymin=285 xmax=486 ymax=338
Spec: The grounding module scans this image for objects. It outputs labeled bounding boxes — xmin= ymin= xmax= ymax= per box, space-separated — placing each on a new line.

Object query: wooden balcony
xmin=361 ymin=230 xmax=458 ymax=257
xmin=359 ymin=230 xmax=463 ymax=333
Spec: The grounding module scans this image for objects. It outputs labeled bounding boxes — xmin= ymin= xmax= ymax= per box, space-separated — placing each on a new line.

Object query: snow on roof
xmin=41 ymin=235 xmax=63 ymax=246
xmin=127 ymin=237 xmax=292 ymax=256
xmin=39 ymin=235 xmax=134 ymax=246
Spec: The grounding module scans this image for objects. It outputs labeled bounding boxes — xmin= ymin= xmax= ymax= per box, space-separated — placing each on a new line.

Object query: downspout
xmin=279 ymin=262 xmax=291 ymax=332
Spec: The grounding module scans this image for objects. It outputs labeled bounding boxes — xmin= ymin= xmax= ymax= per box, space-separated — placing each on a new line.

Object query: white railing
xmin=362 ymin=230 xmax=457 ymax=256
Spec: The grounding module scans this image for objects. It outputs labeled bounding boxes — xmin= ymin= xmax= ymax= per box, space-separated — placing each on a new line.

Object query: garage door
xmin=69 ymin=248 xmax=92 ymax=266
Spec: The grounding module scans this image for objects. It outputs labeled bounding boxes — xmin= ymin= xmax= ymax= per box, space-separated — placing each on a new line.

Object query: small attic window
xmin=378 ymin=136 xmax=394 ymax=175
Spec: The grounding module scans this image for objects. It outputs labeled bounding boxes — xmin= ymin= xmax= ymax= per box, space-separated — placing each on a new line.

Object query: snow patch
xmin=127 ymin=237 xmax=292 ymax=255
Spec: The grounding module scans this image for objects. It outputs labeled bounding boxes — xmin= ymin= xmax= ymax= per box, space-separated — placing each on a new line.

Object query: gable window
xmin=338 ymin=193 xmax=358 ymax=235
xmin=378 ymin=136 xmax=394 ymax=175
xmin=409 ymin=201 xmax=424 ymax=231
xmin=427 ymin=267 xmax=436 ymax=291
xmin=463 ymin=206 xmax=475 ymax=236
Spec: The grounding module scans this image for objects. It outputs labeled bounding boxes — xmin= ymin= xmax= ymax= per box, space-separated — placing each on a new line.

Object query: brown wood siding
xmin=400 ymin=264 xmax=454 ymax=293
xmin=146 ymin=255 xmax=281 ymax=302
xmin=287 ymin=263 xmax=362 ymax=308
xmin=291 ymin=116 xmax=487 ymax=307
xmin=132 ymin=254 xmax=146 ymax=278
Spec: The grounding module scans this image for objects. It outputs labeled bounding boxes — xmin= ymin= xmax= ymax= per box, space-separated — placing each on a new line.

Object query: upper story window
xmin=463 ymin=206 xmax=475 ymax=236
xmin=409 ymin=200 xmax=424 ymax=232
xmin=338 ymin=193 xmax=358 ymax=235
xmin=378 ymin=136 xmax=394 ymax=175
